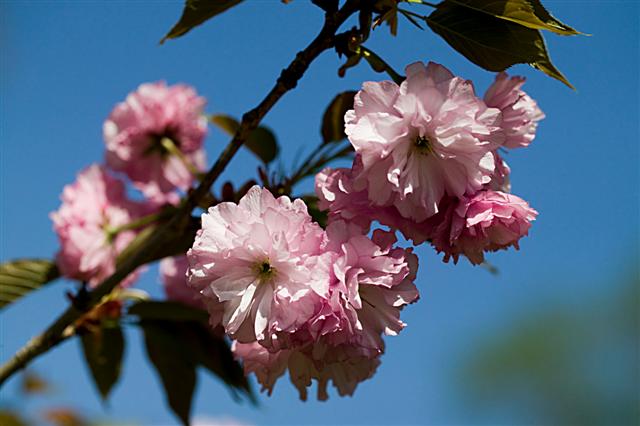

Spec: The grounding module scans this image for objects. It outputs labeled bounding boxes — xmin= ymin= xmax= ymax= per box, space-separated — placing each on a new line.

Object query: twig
xmin=0 ymin=0 xmax=361 ymax=387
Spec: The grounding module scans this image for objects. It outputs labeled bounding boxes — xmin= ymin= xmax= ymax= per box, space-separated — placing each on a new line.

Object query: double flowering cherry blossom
xmin=187 ymin=185 xmax=329 ymax=346
xmin=103 ymin=82 xmax=208 ymax=203
xmin=51 ymin=164 xmax=146 ymax=287
xmin=346 ymin=61 xmax=504 ymax=221
xmin=484 ymin=72 xmax=545 ymax=149
xmin=187 ymin=187 xmax=419 ymax=398
xmin=317 ymin=62 xmax=541 ymax=265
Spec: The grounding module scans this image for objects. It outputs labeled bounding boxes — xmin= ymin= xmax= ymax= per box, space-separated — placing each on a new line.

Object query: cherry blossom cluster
xmin=51 ymin=82 xmax=207 ymax=287
xmin=316 ymin=62 xmax=541 ymax=265
xmin=185 ymin=186 xmax=418 ymax=399
xmin=50 ymin=61 xmax=543 ymax=401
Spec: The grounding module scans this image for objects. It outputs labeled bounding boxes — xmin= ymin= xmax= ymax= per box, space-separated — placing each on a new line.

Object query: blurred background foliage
xmin=459 ymin=264 xmax=639 ymax=425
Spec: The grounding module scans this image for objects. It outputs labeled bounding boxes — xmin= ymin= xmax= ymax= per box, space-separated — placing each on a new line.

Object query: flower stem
xmin=160 ymin=137 xmax=204 ymax=180
xmin=105 ymin=210 xmax=169 ymax=240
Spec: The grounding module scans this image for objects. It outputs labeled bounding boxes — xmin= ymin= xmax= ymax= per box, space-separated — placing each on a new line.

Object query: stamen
xmin=414 ymin=135 xmax=433 ymax=155
xmin=255 ymin=259 xmax=276 ymax=281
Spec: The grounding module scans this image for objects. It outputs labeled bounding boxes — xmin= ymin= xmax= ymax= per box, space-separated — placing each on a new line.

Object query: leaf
xmin=301 ymin=195 xmax=328 ymax=229
xmin=0 ymin=410 xmax=29 ymax=426
xmin=210 ymin=114 xmax=279 ymax=164
xmin=21 ymin=371 xmax=51 ymax=395
xmin=141 ymin=320 xmax=253 ymax=425
xmin=161 ymin=0 xmax=243 ymax=44
xmin=179 ymin=322 xmax=253 ymax=399
xmin=449 ymin=0 xmax=582 ymax=35
xmin=80 ymin=325 xmax=125 ymax=401
xmin=0 ymin=259 xmax=59 ymax=310
xmin=128 ymin=301 xmax=209 ymax=323
xmin=426 ymin=1 xmax=573 ymax=88
xmin=321 ymin=91 xmax=357 ymax=144
xmin=142 ymin=321 xmax=197 ymax=426
xmin=42 ymin=408 xmax=88 ymax=426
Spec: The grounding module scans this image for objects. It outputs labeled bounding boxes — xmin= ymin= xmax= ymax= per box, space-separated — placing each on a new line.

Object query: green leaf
xmin=142 ymin=321 xmax=197 ymax=426
xmin=161 ymin=0 xmax=243 ymax=44
xmin=141 ymin=320 xmax=253 ymax=424
xmin=80 ymin=325 xmax=125 ymax=401
xmin=0 ymin=259 xmax=59 ymax=310
xmin=449 ymin=0 xmax=582 ymax=35
xmin=128 ymin=301 xmax=209 ymax=323
xmin=178 ymin=322 xmax=253 ymax=399
xmin=321 ymin=91 xmax=357 ymax=144
xmin=210 ymin=114 xmax=279 ymax=164
xmin=427 ymin=1 xmax=573 ymax=88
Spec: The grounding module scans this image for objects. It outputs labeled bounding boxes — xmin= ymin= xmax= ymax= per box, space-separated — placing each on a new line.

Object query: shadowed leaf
xmin=141 ymin=319 xmax=253 ymax=425
xmin=179 ymin=322 xmax=253 ymax=400
xmin=0 ymin=259 xmax=59 ymax=310
xmin=321 ymin=91 xmax=357 ymax=144
xmin=161 ymin=0 xmax=243 ymax=44
xmin=80 ymin=325 xmax=125 ymax=401
xmin=427 ymin=1 xmax=573 ymax=88
xmin=142 ymin=321 xmax=197 ymax=426
xmin=449 ymin=0 xmax=582 ymax=35
xmin=211 ymin=114 xmax=279 ymax=164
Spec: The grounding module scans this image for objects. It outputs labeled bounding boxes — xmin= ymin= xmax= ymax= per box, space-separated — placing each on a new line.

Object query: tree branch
xmin=0 ymin=0 xmax=361 ymax=387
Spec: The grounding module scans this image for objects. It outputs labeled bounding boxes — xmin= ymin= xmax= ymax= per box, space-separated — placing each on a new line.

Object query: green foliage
xmin=0 ymin=259 xmax=59 ymax=310
xmin=448 ymin=0 xmax=581 ymax=35
xmin=321 ymin=91 xmax=357 ymax=144
xmin=161 ymin=0 xmax=243 ymax=44
xmin=426 ymin=0 xmax=574 ymax=88
xmin=80 ymin=325 xmax=125 ymax=401
xmin=210 ymin=114 xmax=279 ymax=164
xmin=141 ymin=319 xmax=252 ymax=426
xmin=461 ymin=272 xmax=639 ymax=424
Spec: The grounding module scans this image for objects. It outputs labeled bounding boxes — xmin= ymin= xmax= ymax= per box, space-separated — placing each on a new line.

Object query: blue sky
xmin=1 ymin=1 xmax=638 ymax=425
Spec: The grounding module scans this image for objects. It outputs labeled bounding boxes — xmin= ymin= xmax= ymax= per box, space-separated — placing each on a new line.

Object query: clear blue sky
xmin=1 ymin=1 xmax=638 ymax=425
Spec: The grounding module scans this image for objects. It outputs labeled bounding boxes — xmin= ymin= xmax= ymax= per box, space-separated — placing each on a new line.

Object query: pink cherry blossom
xmin=160 ymin=255 xmax=205 ymax=309
xmin=345 ymin=61 xmax=503 ymax=221
xmin=484 ymin=72 xmax=545 ymax=149
xmin=315 ymin=160 xmax=431 ymax=244
xmin=488 ymin=152 xmax=511 ymax=193
xmin=322 ymin=220 xmax=419 ymax=355
xmin=233 ymin=341 xmax=380 ymax=401
xmin=103 ymin=81 xmax=207 ymax=203
xmin=231 ymin=220 xmax=419 ymax=401
xmin=187 ymin=185 xmax=329 ymax=348
xmin=430 ymin=190 xmax=538 ymax=265
xmin=50 ymin=164 xmax=145 ymax=287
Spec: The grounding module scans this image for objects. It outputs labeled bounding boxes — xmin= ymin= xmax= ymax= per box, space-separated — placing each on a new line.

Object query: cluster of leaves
xmin=160 ymin=0 xmax=581 ymax=88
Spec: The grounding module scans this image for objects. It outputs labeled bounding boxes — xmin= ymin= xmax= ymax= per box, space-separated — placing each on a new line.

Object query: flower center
xmin=255 ymin=259 xmax=276 ymax=282
xmin=145 ymin=128 xmax=180 ymax=157
xmin=414 ymin=135 xmax=434 ymax=155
